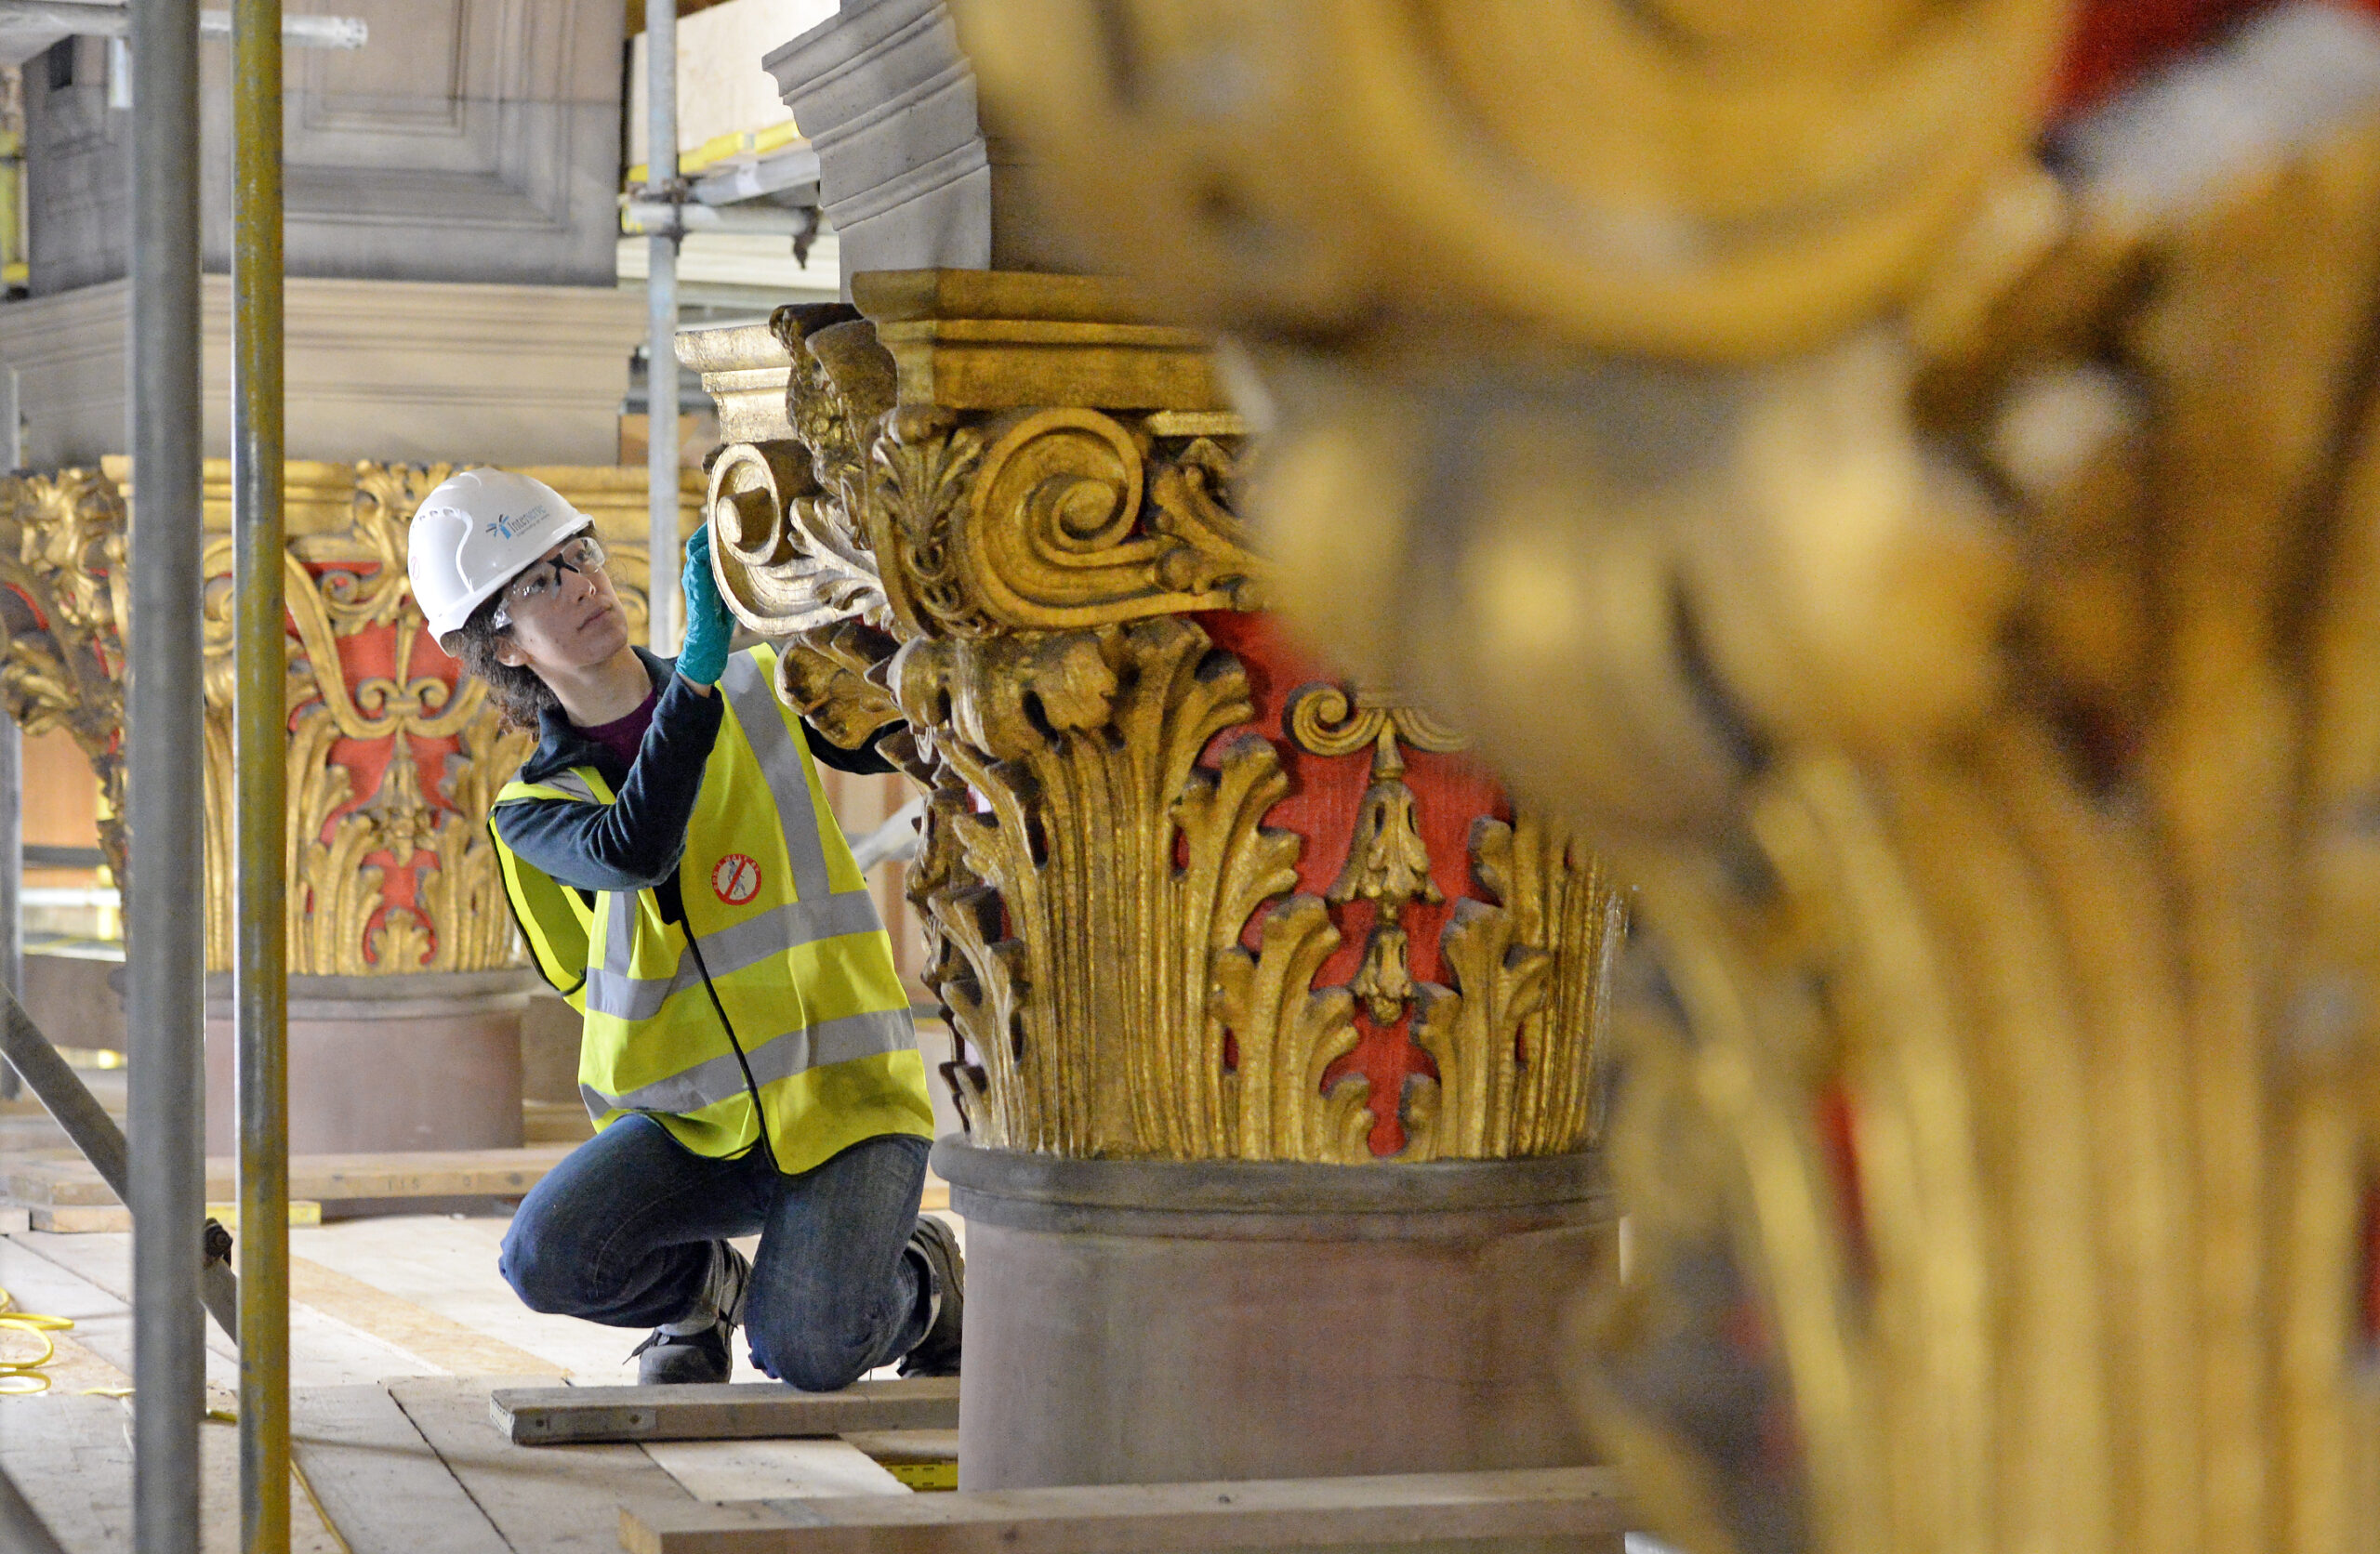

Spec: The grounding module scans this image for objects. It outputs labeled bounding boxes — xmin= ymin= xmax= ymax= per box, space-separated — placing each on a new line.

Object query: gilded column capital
xmin=689 ymin=273 xmax=1621 ymax=1163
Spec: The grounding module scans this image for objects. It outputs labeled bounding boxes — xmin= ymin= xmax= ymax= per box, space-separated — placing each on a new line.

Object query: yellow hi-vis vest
xmin=490 ymin=645 xmax=932 ymax=1176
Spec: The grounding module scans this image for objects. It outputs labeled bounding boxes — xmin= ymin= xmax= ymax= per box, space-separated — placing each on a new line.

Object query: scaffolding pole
xmin=231 ymin=0 xmax=289 ymax=1547
xmin=0 ymin=717 xmax=20 ymax=1105
xmin=0 ymin=362 xmax=17 ymax=1104
xmin=126 ymin=0 xmax=207 ymax=1549
xmin=646 ymin=0 xmax=679 ymax=651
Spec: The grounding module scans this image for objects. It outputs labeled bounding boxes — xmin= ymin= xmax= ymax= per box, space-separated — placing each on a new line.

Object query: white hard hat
xmin=407 ymin=468 xmax=595 ymax=639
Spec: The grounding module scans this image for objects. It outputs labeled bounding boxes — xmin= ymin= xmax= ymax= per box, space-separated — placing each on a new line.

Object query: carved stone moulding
xmin=0 ymin=277 xmax=649 ymax=472
xmin=28 ymin=0 xmax=626 ymax=295
xmin=762 ymin=0 xmax=1079 ymax=287
xmin=683 ymin=271 xmax=1625 ymax=1166
xmin=938 ymin=1139 xmax=1609 ymax=1491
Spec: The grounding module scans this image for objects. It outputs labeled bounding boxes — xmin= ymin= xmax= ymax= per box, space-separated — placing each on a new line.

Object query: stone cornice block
xmin=765 ymin=0 xmax=990 ymax=282
xmin=852 ymin=269 xmax=1224 ymax=411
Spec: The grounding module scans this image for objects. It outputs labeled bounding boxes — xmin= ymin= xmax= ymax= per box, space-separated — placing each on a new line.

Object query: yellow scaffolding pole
xmin=231 ymin=0 xmax=289 ymax=1548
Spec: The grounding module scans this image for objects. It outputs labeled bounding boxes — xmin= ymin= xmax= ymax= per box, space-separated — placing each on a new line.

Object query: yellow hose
xmin=0 ymin=1287 xmax=74 ymax=1395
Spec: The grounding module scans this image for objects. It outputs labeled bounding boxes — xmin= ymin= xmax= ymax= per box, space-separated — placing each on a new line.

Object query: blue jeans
xmin=499 ymin=1118 xmax=932 ymax=1389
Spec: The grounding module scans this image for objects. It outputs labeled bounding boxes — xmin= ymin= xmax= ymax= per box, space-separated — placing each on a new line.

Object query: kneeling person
xmin=408 ymin=468 xmax=959 ymax=1387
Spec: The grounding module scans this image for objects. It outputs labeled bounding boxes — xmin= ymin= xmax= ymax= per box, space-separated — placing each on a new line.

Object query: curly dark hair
xmin=441 ymin=591 xmax=560 ymax=731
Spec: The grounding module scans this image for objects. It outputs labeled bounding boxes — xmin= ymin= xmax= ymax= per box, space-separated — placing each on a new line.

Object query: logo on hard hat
xmin=712 ymin=853 xmax=761 ymax=906
xmin=485 ymin=503 xmax=552 ymax=542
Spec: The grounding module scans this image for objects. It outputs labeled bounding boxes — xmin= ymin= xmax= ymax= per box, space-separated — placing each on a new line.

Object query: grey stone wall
xmin=24 ymin=0 xmax=625 ymax=296
xmin=23 ymin=37 xmax=125 ymax=297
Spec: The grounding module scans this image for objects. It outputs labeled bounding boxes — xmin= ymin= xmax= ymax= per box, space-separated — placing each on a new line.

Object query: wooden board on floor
xmin=389 ymin=1376 xmax=698 ymax=1554
xmin=289 ymin=1255 xmax=565 ymax=1379
xmin=0 ymin=1396 xmax=342 ymax=1554
xmin=619 ymin=1466 xmax=1628 ymax=1554
xmin=493 ymin=1377 xmax=961 ymax=1444
xmin=7 ymin=1145 xmax=577 ymax=1209
xmin=9 ymin=1230 xmax=456 ymax=1391
xmin=640 ymin=1439 xmax=912 ymax=1503
xmin=7 ymin=1150 xmax=943 ymax=1228
xmin=293 ymin=1385 xmax=510 ymax=1554
xmin=27 ymin=1201 xmax=319 ymax=1234
xmin=0 ymin=1394 xmax=132 ymax=1554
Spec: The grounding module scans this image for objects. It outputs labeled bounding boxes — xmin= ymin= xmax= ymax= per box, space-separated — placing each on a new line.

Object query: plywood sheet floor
xmin=0 ymin=1209 xmax=961 ymax=1552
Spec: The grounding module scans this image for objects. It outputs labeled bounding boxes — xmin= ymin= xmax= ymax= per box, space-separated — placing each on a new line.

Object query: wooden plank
xmin=0 ymin=1394 xmax=133 ymax=1553
xmin=641 ymin=1439 xmax=912 ymax=1503
xmin=27 ymin=1202 xmax=314 ymax=1233
xmin=291 ymin=1385 xmax=510 ymax=1554
xmin=289 ymin=1254 xmax=565 ymax=1379
xmin=7 ymin=1146 xmax=576 ymax=1209
xmin=618 ymin=1466 xmax=1627 ymax=1554
xmin=202 ymin=1408 xmax=348 ymax=1554
xmin=26 ymin=1206 xmax=132 ymax=1233
xmin=493 ymin=1378 xmax=960 ymax=1445
xmin=389 ymin=1376 xmax=697 ymax=1554
xmin=0 ymin=1396 xmax=342 ymax=1554
xmin=9 ymin=1231 xmax=244 ymax=1395
xmin=11 ymin=1230 xmax=440 ymax=1391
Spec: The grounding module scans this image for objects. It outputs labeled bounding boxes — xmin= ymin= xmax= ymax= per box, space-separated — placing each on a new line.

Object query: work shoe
xmin=630 ymin=1240 xmax=750 ymax=1385
xmin=898 ymin=1216 xmax=963 ymax=1377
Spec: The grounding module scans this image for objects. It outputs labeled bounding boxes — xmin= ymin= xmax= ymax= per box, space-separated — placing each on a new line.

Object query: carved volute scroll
xmin=683 ymin=280 xmax=1624 ymax=1163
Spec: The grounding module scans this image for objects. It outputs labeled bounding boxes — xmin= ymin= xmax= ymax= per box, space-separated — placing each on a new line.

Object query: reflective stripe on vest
xmin=579 ymin=1003 xmax=914 ymax=1116
xmin=584 ymin=892 xmax=888 ymax=1021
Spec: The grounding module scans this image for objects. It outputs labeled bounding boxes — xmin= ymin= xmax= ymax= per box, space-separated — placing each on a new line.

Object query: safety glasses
xmin=491 ymin=535 xmax=606 ymax=629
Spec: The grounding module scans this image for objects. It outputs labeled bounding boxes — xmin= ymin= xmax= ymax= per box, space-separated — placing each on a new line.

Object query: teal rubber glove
xmin=677 ymin=525 xmax=734 ymax=686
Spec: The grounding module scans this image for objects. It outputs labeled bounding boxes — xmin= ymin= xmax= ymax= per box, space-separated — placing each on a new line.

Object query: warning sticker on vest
xmin=712 ymin=853 xmax=762 ymax=905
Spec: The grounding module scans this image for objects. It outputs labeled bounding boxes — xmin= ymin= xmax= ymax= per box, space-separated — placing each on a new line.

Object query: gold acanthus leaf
xmin=1397 ymin=813 xmax=1620 ymax=1161
xmin=1147 ymin=436 xmax=1264 ymax=609
xmin=1405 ymin=902 xmax=1553 ymax=1162
xmin=774 ymin=621 xmax=905 ymax=753
xmin=896 ymin=616 xmax=1350 ymax=1158
xmin=1210 ymin=893 xmax=1369 ymax=1163
xmin=871 ymin=408 xmax=993 ymax=639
